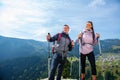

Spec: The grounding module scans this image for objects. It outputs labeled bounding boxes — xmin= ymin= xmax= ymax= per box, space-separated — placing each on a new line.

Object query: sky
xmin=0 ymin=0 xmax=120 ymax=41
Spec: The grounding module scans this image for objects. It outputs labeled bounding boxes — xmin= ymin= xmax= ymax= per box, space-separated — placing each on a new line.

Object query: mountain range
xmin=0 ymin=35 xmax=120 ymax=60
xmin=0 ymin=36 xmax=47 ymax=60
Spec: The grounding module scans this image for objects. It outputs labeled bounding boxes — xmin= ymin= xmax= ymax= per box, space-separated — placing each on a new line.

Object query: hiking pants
xmin=49 ymin=52 xmax=67 ymax=80
xmin=81 ymin=51 xmax=97 ymax=75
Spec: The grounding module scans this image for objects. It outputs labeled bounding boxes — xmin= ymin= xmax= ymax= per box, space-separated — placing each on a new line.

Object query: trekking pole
xmin=48 ymin=33 xmax=51 ymax=78
xmin=98 ymin=38 xmax=102 ymax=55
xmin=70 ymin=57 xmax=73 ymax=80
xmin=98 ymin=38 xmax=105 ymax=80
xmin=79 ymin=39 xmax=81 ymax=80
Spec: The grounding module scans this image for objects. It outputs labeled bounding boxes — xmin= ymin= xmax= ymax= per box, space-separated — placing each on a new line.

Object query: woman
xmin=77 ymin=21 xmax=100 ymax=80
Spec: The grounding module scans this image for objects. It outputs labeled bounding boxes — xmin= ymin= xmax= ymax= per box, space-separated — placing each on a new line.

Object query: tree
xmin=62 ymin=59 xmax=70 ymax=78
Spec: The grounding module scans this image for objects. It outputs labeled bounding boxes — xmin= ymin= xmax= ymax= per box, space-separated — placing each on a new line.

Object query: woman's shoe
xmin=81 ymin=73 xmax=85 ymax=80
xmin=92 ymin=75 xmax=96 ymax=80
xmin=82 ymin=77 xmax=85 ymax=80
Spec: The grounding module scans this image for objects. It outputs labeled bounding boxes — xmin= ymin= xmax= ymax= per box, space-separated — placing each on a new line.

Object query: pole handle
xmin=48 ymin=33 xmax=50 ymax=35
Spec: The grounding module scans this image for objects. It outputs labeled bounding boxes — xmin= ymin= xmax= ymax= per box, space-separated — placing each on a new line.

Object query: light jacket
xmin=77 ymin=29 xmax=98 ymax=54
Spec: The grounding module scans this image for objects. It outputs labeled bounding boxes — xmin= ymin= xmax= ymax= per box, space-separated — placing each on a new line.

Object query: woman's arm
xmin=93 ymin=33 xmax=100 ymax=45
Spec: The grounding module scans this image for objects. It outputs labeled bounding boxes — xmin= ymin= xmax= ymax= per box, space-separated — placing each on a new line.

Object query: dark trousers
xmin=49 ymin=53 xmax=66 ymax=80
xmin=81 ymin=51 xmax=97 ymax=75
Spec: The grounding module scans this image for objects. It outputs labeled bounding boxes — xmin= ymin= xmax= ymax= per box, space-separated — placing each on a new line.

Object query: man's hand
xmin=46 ymin=33 xmax=51 ymax=41
xmin=71 ymin=40 xmax=74 ymax=47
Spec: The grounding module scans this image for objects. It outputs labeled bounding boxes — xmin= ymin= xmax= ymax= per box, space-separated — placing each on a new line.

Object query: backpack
xmin=52 ymin=33 xmax=71 ymax=53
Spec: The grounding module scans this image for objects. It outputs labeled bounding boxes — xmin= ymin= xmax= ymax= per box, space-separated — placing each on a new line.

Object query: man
xmin=46 ymin=24 xmax=74 ymax=80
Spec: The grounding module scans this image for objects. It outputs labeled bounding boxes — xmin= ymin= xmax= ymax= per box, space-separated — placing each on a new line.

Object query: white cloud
xmin=33 ymin=27 xmax=49 ymax=41
xmin=32 ymin=24 xmax=65 ymax=41
xmin=0 ymin=0 xmax=77 ymax=41
xmin=0 ymin=0 xmax=56 ymax=40
xmin=89 ymin=0 xmax=106 ymax=8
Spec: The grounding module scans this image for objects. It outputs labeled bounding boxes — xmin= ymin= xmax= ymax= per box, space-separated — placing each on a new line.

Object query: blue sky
xmin=0 ymin=0 xmax=120 ymax=41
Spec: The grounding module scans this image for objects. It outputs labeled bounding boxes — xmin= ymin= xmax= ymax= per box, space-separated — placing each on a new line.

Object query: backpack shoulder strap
xmin=57 ymin=33 xmax=71 ymax=42
xmin=68 ymin=36 xmax=71 ymax=42
xmin=57 ymin=33 xmax=62 ymax=42
xmin=80 ymin=32 xmax=84 ymax=44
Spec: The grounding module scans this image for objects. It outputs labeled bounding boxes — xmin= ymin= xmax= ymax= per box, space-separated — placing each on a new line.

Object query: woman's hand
xmin=96 ymin=33 xmax=100 ymax=38
xmin=78 ymin=33 xmax=82 ymax=39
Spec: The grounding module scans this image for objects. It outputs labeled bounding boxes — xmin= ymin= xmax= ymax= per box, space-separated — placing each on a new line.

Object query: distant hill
xmin=69 ymin=39 xmax=120 ymax=57
xmin=100 ymin=39 xmax=120 ymax=53
xmin=0 ymin=35 xmax=120 ymax=60
xmin=0 ymin=36 xmax=48 ymax=60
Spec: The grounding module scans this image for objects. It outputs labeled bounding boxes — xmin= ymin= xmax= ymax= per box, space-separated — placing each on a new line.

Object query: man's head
xmin=63 ymin=24 xmax=70 ymax=34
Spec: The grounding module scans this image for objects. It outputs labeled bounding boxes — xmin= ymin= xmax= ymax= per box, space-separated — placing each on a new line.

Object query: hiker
xmin=77 ymin=21 xmax=100 ymax=80
xmin=46 ymin=24 xmax=74 ymax=80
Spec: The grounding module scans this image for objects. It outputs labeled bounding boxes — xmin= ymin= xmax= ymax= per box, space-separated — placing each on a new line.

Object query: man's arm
xmin=48 ymin=33 xmax=59 ymax=42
